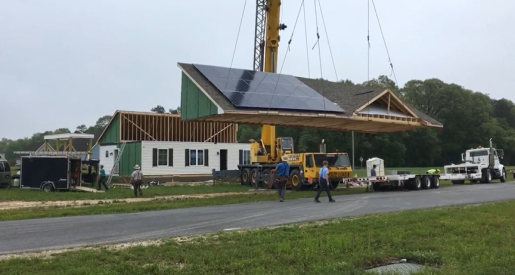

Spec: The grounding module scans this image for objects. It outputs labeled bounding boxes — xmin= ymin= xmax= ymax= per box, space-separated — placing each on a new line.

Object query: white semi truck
xmin=344 ymin=138 xmax=507 ymax=191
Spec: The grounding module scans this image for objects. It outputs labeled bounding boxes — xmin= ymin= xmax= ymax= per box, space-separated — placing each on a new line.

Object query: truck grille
xmin=329 ymin=172 xmax=350 ymax=178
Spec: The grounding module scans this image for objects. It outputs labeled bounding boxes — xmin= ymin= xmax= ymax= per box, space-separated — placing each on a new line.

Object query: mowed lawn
xmin=2 ymin=200 xmax=515 ymax=274
xmin=0 ymin=184 xmax=251 ymax=202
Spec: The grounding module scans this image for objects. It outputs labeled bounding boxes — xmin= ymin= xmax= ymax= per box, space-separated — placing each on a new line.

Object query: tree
xmin=76 ymin=124 xmax=87 ymax=133
xmin=151 ymin=105 xmax=165 ymax=114
xmin=169 ymin=106 xmax=181 ymax=114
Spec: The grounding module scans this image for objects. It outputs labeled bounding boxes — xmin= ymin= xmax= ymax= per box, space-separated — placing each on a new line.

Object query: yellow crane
xmin=237 ymin=0 xmax=352 ymax=190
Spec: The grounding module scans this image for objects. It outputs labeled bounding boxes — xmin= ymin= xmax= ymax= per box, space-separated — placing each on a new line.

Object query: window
xmin=239 ymin=150 xmax=251 ymax=165
xmin=314 ymin=153 xmax=351 ymax=167
xmin=152 ymin=148 xmax=174 ymax=167
xmin=3 ymin=162 xmax=10 ymax=172
xmin=105 ymin=151 xmax=109 ymax=158
xmin=158 ymin=149 xmax=168 ymax=166
xmin=0 ymin=162 xmax=4 ymax=172
xmin=186 ymin=149 xmax=209 ymax=166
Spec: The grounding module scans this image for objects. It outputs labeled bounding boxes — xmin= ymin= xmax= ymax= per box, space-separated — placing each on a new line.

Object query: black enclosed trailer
xmin=20 ymin=155 xmax=83 ymax=192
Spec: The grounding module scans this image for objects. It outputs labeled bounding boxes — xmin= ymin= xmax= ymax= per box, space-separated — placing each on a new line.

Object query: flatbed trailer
xmin=344 ymin=174 xmax=441 ymax=191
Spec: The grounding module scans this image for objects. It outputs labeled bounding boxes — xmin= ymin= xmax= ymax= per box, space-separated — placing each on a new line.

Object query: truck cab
xmin=300 ymin=153 xmax=352 ymax=189
xmin=445 ymin=139 xmax=507 ymax=184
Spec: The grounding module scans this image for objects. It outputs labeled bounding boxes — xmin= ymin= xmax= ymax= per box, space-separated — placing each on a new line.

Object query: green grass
xmin=0 ymin=187 xmax=369 ymax=221
xmin=2 ymin=200 xmax=515 ymax=274
xmin=0 ymin=184 xmax=251 ymax=202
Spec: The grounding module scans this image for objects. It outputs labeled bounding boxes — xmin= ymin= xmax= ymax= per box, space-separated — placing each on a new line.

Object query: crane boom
xmin=252 ymin=0 xmax=286 ymax=163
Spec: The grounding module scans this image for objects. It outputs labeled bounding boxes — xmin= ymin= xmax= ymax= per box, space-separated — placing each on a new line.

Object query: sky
xmin=1 ymin=0 xmax=514 ymax=140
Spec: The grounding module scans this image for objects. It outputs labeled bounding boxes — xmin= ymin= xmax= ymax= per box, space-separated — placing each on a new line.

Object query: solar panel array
xmin=193 ymin=64 xmax=345 ymax=113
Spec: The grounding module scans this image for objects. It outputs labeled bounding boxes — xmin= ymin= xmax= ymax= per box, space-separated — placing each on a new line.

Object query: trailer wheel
xmin=500 ymin=168 xmax=507 ymax=183
xmin=290 ymin=169 xmax=303 ymax=191
xmin=421 ymin=176 xmax=431 ymax=189
xmin=330 ymin=180 xmax=340 ymax=190
xmin=241 ymin=168 xmax=251 ymax=186
xmin=372 ymin=182 xmax=381 ymax=192
xmin=430 ymin=176 xmax=440 ymax=189
xmin=412 ymin=177 xmax=422 ymax=190
xmin=42 ymin=182 xmax=53 ymax=193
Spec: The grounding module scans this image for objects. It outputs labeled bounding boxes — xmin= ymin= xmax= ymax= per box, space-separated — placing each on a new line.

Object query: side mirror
xmin=461 ymin=153 xmax=465 ymax=162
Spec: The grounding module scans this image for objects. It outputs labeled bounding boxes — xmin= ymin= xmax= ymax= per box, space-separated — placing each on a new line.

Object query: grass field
xmin=0 ymin=184 xmax=251 ymax=202
xmin=2 ymin=200 xmax=515 ymax=274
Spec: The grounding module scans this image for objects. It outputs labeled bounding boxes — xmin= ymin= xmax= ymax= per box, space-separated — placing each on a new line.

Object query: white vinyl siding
xmin=141 ymin=141 xmax=250 ymax=176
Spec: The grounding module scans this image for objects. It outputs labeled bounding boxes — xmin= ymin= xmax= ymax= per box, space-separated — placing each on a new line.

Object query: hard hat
xmin=281 ymin=156 xmax=288 ymax=161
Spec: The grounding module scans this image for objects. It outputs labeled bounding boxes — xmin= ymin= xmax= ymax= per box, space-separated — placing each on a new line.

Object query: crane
xmin=249 ymin=0 xmax=290 ymax=165
xmin=232 ymin=0 xmax=352 ymax=190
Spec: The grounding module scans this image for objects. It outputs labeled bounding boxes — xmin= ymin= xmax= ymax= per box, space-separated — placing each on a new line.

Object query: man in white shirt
xmin=131 ymin=164 xmax=144 ymax=197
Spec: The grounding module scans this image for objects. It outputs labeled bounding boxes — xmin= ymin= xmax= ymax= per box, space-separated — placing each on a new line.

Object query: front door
xmin=219 ymin=150 xmax=228 ymax=171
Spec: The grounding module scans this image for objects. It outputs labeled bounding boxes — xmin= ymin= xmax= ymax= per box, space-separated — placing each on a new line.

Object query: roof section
xmin=177 ymin=63 xmax=443 ymax=132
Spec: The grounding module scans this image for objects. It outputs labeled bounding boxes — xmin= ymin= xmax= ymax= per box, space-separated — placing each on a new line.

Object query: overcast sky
xmin=1 ymin=0 xmax=514 ymax=140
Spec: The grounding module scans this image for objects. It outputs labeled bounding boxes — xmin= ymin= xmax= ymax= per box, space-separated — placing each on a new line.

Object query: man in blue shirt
xmin=97 ymin=165 xmax=109 ymax=191
xmin=315 ymin=160 xmax=335 ymax=203
xmin=274 ymin=156 xmax=290 ymax=202
xmin=371 ymin=165 xmax=377 ymax=177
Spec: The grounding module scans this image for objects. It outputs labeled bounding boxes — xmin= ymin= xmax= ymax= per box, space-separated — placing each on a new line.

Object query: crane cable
xmin=316 ymin=0 xmax=339 ymax=81
xmin=312 ymin=0 xmax=326 ymax=113
xmin=371 ymin=0 xmax=398 ymax=86
xmin=302 ymin=1 xmax=310 ymax=78
xmin=223 ymin=0 xmax=248 ymax=91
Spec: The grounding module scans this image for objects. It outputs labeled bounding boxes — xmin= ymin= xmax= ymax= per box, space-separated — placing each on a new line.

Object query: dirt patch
xmin=0 ymin=190 xmax=275 ymax=211
xmin=0 ymin=239 xmax=165 ymax=261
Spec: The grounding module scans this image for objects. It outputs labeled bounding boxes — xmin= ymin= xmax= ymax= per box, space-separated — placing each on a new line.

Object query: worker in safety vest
xmin=426 ymin=168 xmax=441 ymax=175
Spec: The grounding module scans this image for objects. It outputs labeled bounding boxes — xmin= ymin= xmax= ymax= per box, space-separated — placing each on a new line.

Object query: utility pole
xmin=352 ymin=131 xmax=355 ymax=170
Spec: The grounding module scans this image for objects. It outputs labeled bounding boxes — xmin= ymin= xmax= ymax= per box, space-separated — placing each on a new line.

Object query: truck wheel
xmin=262 ymin=169 xmax=271 ymax=188
xmin=42 ymin=182 xmax=53 ymax=192
xmin=289 ymin=170 xmax=303 ymax=191
xmin=482 ymin=169 xmax=492 ymax=184
xmin=330 ymin=181 xmax=340 ymax=190
xmin=241 ymin=168 xmax=251 ymax=186
xmin=500 ymin=168 xmax=507 ymax=183
xmin=430 ymin=176 xmax=440 ymax=188
xmin=250 ymin=168 xmax=259 ymax=188
xmin=421 ymin=176 xmax=431 ymax=189
xmin=412 ymin=177 xmax=422 ymax=190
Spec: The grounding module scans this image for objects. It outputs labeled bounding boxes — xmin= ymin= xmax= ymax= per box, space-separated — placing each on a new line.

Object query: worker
xmin=315 ymin=160 xmax=335 ymax=203
xmin=426 ymin=168 xmax=441 ymax=174
xmin=97 ymin=165 xmax=109 ymax=191
xmin=274 ymin=156 xmax=290 ymax=202
xmin=130 ymin=164 xmax=144 ymax=197
xmin=371 ymin=164 xmax=377 ymax=177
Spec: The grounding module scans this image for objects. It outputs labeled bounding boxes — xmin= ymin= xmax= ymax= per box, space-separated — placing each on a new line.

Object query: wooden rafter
xmin=105 ymin=110 xmax=237 ymax=143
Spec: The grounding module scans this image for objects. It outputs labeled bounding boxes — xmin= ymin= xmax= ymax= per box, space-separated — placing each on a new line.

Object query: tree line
xmin=2 ymin=75 xmax=514 ymax=168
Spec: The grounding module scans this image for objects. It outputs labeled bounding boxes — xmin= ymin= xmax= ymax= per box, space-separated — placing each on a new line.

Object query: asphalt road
xmin=2 ymin=182 xmax=515 ymax=255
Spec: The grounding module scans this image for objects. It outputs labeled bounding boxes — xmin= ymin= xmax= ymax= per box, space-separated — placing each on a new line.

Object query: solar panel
xmin=193 ymin=64 xmax=345 ymax=113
